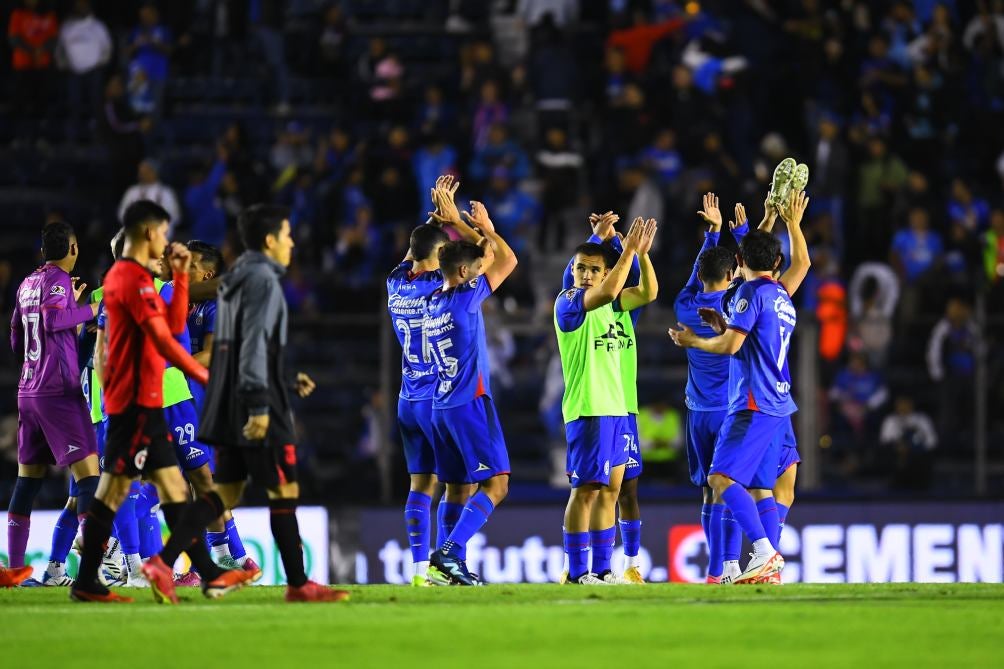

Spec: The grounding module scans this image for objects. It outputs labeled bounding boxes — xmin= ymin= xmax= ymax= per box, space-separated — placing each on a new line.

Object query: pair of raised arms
xmin=578 ymin=210 xmax=659 ymax=312
xmin=424 ymin=174 xmax=518 ymax=289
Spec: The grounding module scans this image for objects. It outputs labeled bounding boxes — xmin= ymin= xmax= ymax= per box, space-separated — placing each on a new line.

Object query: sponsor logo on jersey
xmin=66 ymin=444 xmax=80 ymax=454
xmin=735 ymin=298 xmax=749 ymax=314
xmin=475 ymin=462 xmax=491 ymax=473
xmin=186 ymin=446 xmax=204 ymax=461
xmin=594 ymin=322 xmax=634 ymax=351
xmin=50 ymin=285 xmax=66 ymax=296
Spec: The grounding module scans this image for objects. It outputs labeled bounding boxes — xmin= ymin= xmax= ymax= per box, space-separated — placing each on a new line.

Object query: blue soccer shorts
xmin=565 ymin=415 xmax=626 ymax=488
xmin=686 ymin=407 xmax=729 ymax=487
xmin=431 ymin=396 xmax=510 ymax=484
xmin=775 ymin=416 xmax=800 ymax=476
xmin=165 ymin=400 xmax=214 ymax=472
xmin=617 ymin=413 xmax=643 ymax=482
xmin=710 ymin=409 xmax=785 ymax=489
xmin=398 ymin=397 xmax=437 ymax=475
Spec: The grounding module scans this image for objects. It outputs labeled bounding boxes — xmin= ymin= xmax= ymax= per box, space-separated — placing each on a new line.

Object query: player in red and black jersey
xmin=71 ymin=200 xmax=254 ymax=604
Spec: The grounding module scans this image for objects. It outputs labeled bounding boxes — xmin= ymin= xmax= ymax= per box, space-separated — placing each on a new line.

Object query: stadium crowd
xmin=2 ymin=0 xmax=1003 ymax=503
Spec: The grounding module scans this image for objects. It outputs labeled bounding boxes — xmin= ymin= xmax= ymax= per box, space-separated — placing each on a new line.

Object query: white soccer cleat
xmin=42 ymin=561 xmax=74 ymax=587
xmin=734 ymin=550 xmax=784 ymax=585
xmin=572 ymin=573 xmax=614 ymax=586
xmin=125 ymin=574 xmax=150 ymax=588
xmin=720 ymin=560 xmax=741 ymax=584
xmin=599 ymin=571 xmax=631 ymax=585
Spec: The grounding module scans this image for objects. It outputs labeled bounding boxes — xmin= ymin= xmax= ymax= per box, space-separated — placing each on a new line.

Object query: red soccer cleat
xmin=141 ymin=556 xmax=179 ymax=604
xmin=0 ymin=565 xmax=34 ymax=588
xmin=174 ymin=571 xmax=202 ymax=587
xmin=69 ymin=588 xmax=134 ymax=603
xmin=706 ymin=574 xmax=722 ymax=584
xmin=202 ymin=568 xmax=255 ymax=599
xmin=285 ymin=580 xmax=351 ymax=603
xmin=242 ymin=557 xmax=263 ymax=583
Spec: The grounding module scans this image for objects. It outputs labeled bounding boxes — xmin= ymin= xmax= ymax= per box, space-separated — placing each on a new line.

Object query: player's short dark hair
xmin=238 ymin=204 xmax=289 ymax=251
xmin=698 ymin=246 xmax=735 ymax=283
xmin=187 ymin=240 xmax=223 ymax=272
xmin=410 ymin=225 xmax=450 ymax=262
xmin=41 ymin=220 xmax=75 ymax=261
xmin=438 ymin=241 xmax=485 ymax=276
xmin=739 ymin=231 xmax=782 ymax=272
xmin=573 ymin=242 xmax=618 ymax=270
xmin=122 ymin=199 xmax=171 ymax=232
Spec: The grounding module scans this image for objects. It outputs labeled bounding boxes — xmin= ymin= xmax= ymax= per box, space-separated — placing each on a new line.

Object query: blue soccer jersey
xmin=188 ymin=299 xmax=216 ymax=355
xmin=725 ymin=277 xmax=798 ymax=417
xmin=674 ymin=231 xmax=730 ymax=411
xmin=387 ymin=261 xmax=444 ymax=401
xmin=425 ymin=274 xmax=494 ymax=409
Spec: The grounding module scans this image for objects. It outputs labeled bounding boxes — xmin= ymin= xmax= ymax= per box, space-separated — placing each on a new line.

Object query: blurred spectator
xmin=984 ymin=209 xmax=1004 ymax=304
xmin=270 ymin=121 xmax=314 ymax=174
xmin=517 ymin=0 xmax=579 ymax=28
xmin=472 ymin=80 xmax=509 ymax=150
xmin=118 ymin=159 xmax=182 ymax=233
xmin=602 ymin=46 xmax=634 ymax=107
xmin=891 ymin=207 xmax=944 ymax=284
xmin=829 ymin=352 xmax=889 ymax=444
xmin=416 ymin=84 xmax=455 ymax=138
xmin=317 ymin=3 xmax=347 ymax=76
xmin=880 ymin=395 xmax=937 ymax=490
xmin=636 ymin=400 xmax=683 ymax=480
xmin=947 ymin=178 xmax=991 ymax=234
xmin=857 ymin=137 xmax=908 ymax=259
xmin=926 ymin=296 xmax=980 ymax=450
xmin=484 ymin=300 xmax=516 ymax=395
xmin=606 ymin=11 xmax=683 ymax=74
xmin=99 ymin=74 xmax=150 ymax=196
xmin=184 ymin=148 xmax=228 ymax=247
xmin=849 ymin=262 xmax=900 ymax=367
xmin=470 ymin=123 xmax=531 ymax=184
xmin=413 ymin=134 xmax=458 ymax=213
xmin=482 ymin=168 xmax=541 ymax=255
xmin=371 ymin=164 xmax=418 ymax=229
xmin=8 ymin=0 xmax=58 ymax=132
xmin=528 ymin=17 xmax=580 ymax=119
xmin=334 ymin=206 xmax=381 ymax=288
xmin=639 ymin=128 xmax=683 ymax=190
xmin=282 ymin=261 xmax=319 ymax=316
xmin=811 ymin=114 xmax=850 ymax=239
xmin=125 ymin=4 xmax=172 ymax=120
xmin=248 ymin=0 xmax=290 ymax=113
xmin=810 ymin=248 xmax=848 ymax=365
xmin=536 ymin=126 xmax=584 ymax=250
xmin=57 ymin=0 xmax=111 ymax=137
xmin=314 ymin=126 xmax=357 ymax=188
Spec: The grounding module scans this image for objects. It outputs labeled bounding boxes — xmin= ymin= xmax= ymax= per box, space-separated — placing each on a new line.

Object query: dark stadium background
xmin=1 ymin=0 xmax=1002 ymax=518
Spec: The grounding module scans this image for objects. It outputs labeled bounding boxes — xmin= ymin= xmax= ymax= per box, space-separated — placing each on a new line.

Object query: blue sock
xmin=404 ymin=491 xmax=433 ymax=565
xmin=115 ymin=482 xmax=141 ymax=556
xmin=721 ymin=485 xmax=767 ymax=543
xmin=48 ymin=506 xmax=79 ymax=563
xmin=700 ymin=502 xmax=711 ymax=544
xmin=722 ymin=509 xmax=742 ymax=562
xmin=563 ymin=530 xmax=590 ymax=580
xmin=756 ymin=497 xmax=780 ymax=549
xmin=443 ymin=491 xmax=495 ymax=555
xmin=437 ymin=501 xmax=465 ymax=560
xmin=135 ymin=483 xmax=162 ymax=559
xmin=618 ymin=519 xmax=642 ymax=558
xmin=777 ymin=503 xmax=790 ymax=544
xmin=707 ymin=503 xmax=726 ymax=578
xmin=589 ymin=526 xmax=616 ymax=575
xmin=226 ymin=518 xmax=247 ymax=560
xmin=74 ymin=476 xmax=99 ymax=517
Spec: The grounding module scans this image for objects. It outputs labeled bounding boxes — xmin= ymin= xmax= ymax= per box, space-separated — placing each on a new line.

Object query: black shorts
xmin=214 ymin=443 xmax=299 ymax=489
xmin=105 ymin=406 xmax=177 ymax=478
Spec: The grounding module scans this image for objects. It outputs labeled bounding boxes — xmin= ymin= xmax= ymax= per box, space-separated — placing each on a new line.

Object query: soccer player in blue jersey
xmin=560 ymin=211 xmax=650 ymax=583
xmin=674 ymin=193 xmax=745 ymax=584
xmin=670 ymin=191 xmax=810 ymax=584
xmin=425 ymin=200 xmax=518 ymax=585
xmin=184 ymin=240 xmax=258 ymax=578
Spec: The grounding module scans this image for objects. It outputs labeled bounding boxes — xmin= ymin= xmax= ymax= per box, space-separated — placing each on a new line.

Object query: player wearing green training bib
xmin=554 ymin=216 xmax=658 ymax=586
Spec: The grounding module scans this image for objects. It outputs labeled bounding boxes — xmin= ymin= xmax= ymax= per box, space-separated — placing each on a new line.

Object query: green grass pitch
xmin=2 ymin=583 xmax=1002 ymax=668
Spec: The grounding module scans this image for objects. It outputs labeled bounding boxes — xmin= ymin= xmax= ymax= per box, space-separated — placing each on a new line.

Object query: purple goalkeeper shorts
xmin=17 ymin=394 xmax=98 ymax=467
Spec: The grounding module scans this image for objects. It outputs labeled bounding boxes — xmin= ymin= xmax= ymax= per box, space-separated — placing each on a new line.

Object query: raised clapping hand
xmin=588 ymin=211 xmax=619 ymax=241
xmin=295 ymin=372 xmax=316 ymax=398
xmin=622 ymin=217 xmax=657 ymax=253
xmin=462 ymin=200 xmax=496 ymax=235
xmin=730 ymin=203 xmax=747 ymax=232
xmin=696 ymin=192 xmax=722 ymax=232
xmin=779 ymin=190 xmax=810 ymax=227
xmin=428 ymin=174 xmax=463 ymax=226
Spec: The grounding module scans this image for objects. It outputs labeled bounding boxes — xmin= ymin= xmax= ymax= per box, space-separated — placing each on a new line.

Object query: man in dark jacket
xmin=198 ymin=204 xmax=347 ymax=602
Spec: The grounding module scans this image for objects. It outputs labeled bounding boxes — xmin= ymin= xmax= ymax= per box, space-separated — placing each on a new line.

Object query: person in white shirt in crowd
xmin=848 ymin=261 xmax=900 ymax=366
xmin=118 ymin=158 xmax=182 ymax=234
xmin=880 ymin=395 xmax=937 ymax=490
xmin=58 ymin=0 xmax=111 ymax=138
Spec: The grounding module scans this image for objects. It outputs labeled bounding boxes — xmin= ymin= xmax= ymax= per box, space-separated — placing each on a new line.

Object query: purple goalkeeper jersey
xmin=10 ymin=264 xmax=94 ymax=397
